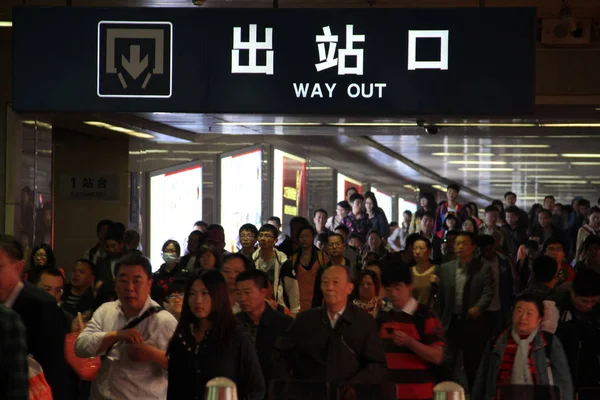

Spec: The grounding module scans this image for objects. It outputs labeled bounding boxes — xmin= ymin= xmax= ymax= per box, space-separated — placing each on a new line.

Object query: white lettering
xmin=347 ymin=83 xmax=360 ymax=98
xmin=231 ymin=24 xmax=274 ymax=75
xmin=407 ymin=30 xmax=449 ymax=71
xmin=374 ymin=83 xmax=387 ymax=98
xmin=310 ymin=83 xmax=324 ymax=98
xmin=325 ymin=83 xmax=337 ymax=98
xmin=315 ymin=25 xmax=365 ymax=76
xmin=361 ymin=83 xmax=373 ymax=98
xmin=293 ymin=83 xmax=310 ymax=98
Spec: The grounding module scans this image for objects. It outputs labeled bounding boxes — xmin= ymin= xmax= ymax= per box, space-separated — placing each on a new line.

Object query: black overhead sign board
xmin=12 ymin=7 xmax=536 ymax=115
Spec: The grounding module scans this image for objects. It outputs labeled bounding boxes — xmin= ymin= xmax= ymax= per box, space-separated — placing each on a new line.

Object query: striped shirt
xmin=377 ymin=299 xmax=445 ymax=400
xmin=497 ymin=335 xmax=537 ymax=389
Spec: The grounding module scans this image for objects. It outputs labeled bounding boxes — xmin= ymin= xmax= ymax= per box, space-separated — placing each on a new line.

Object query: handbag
xmin=28 ymin=355 xmax=53 ymax=400
xmin=65 ymin=332 xmax=101 ymax=382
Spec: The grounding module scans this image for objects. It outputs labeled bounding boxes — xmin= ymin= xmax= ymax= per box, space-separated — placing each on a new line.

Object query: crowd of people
xmin=1 ymin=184 xmax=600 ymax=400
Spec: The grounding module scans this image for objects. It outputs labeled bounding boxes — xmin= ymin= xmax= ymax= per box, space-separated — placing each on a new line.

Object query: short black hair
xmin=590 ymin=206 xmax=600 ymax=216
xmin=74 ymin=258 xmax=97 ymax=276
xmin=337 ymin=200 xmax=351 ymax=210
xmin=532 ymin=255 xmax=558 ymax=284
xmin=382 ymin=264 xmax=413 ymax=287
xmin=584 ymin=234 xmax=600 ymax=252
xmin=31 ymin=266 xmax=64 ymax=285
xmin=484 ymin=205 xmax=498 ymax=214
xmin=194 ymin=221 xmax=208 ymax=229
xmin=162 ymin=240 xmax=182 ymax=257
xmin=105 ymin=222 xmax=126 ymax=243
xmin=96 ymin=219 xmax=113 ymax=233
xmin=504 ymin=191 xmax=516 ymax=199
xmin=328 ymin=233 xmax=345 ymax=244
xmin=421 ymin=210 xmax=436 ymax=221
xmin=168 ymin=277 xmax=188 ymax=295
xmin=475 ymin=234 xmax=496 ymax=249
xmin=544 ymin=195 xmax=556 ymax=202
xmin=267 ymin=216 xmax=281 ymax=226
xmin=289 ymin=216 xmax=310 ymax=227
xmin=349 ymin=193 xmax=364 ymax=203
xmin=258 ymin=224 xmax=279 ymax=238
xmin=525 ymin=240 xmax=540 ymax=251
xmin=456 ymin=231 xmax=476 ymax=244
xmin=114 ymin=252 xmax=153 ymax=280
xmin=572 ymin=269 xmax=600 ymax=297
xmin=389 ymin=221 xmax=399 ymax=228
xmin=0 ymin=235 xmax=24 ymax=261
xmin=345 ymin=187 xmax=358 ymax=197
xmin=297 ymin=225 xmax=315 ymax=240
xmin=514 ymin=292 xmax=545 ymax=318
xmin=447 ymin=183 xmax=460 ymax=192
xmin=542 ymin=237 xmax=565 ymax=254
xmin=235 ymin=268 xmax=269 ymax=290
xmin=578 ymin=199 xmax=591 ymax=208
xmin=207 ymin=224 xmax=224 ymax=232
xmin=505 ymin=205 xmax=520 ymax=215
xmin=538 ymin=209 xmax=552 ymax=218
xmin=405 ymin=233 xmax=422 ymax=249
xmin=222 ymin=253 xmax=252 ymax=271
xmin=313 ymin=209 xmax=328 ymax=218
xmin=124 ymin=230 xmax=140 ymax=245
xmin=444 ymin=230 xmax=460 ymax=240
xmin=334 ymin=225 xmax=350 ymax=235
xmin=413 ymin=237 xmax=432 ymax=250
xmin=239 ymin=223 xmax=258 ymax=237
xmin=357 ymin=269 xmax=381 ymax=295
xmin=316 ymin=232 xmax=330 ymax=244
xmin=403 ymin=210 xmax=413 ymax=217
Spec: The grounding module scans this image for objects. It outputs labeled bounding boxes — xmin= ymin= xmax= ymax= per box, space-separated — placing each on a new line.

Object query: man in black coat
xmin=273 ymin=265 xmax=387 ymax=390
xmin=235 ymin=269 xmax=293 ymax=393
xmin=0 ymin=237 xmax=74 ymax=400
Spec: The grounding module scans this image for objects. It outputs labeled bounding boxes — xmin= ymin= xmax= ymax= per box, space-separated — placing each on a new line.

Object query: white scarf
xmin=510 ymin=326 xmax=539 ymax=385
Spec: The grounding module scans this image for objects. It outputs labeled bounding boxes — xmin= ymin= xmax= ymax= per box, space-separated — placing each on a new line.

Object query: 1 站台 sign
xmin=59 ymin=174 xmax=120 ymax=201
xmin=13 ymin=7 xmax=536 ymax=115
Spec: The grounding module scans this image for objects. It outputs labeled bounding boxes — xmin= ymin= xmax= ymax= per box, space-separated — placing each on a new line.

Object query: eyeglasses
xmin=240 ymin=234 xmax=256 ymax=240
xmin=167 ymin=293 xmax=184 ymax=301
xmin=258 ymin=234 xmax=275 ymax=240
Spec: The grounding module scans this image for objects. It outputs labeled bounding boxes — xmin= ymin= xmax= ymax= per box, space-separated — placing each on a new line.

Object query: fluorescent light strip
xmin=591 ymin=181 xmax=600 ymax=184
xmin=422 ymin=144 xmax=482 ymax=148
xmin=540 ymin=123 xmax=600 ymax=128
xmin=528 ymin=176 xmax=582 ymax=179
xmin=83 ymin=121 xmax=154 ymax=139
xmin=0 ymin=21 xmax=12 ymax=28
xmin=562 ymin=154 xmax=600 ymax=158
xmin=432 ymin=184 xmax=448 ymax=192
xmin=437 ymin=123 xmax=537 ymax=127
xmin=501 ymin=153 xmax=559 ymax=157
xmin=459 ymin=167 xmax=514 ymax=171
xmin=217 ymin=122 xmax=322 ymax=126
xmin=449 ymin=160 xmax=507 ymax=165
xmin=329 ymin=122 xmax=417 ymax=127
xmin=485 ymin=144 xmax=551 ymax=148
xmin=537 ymin=180 xmax=588 ymax=184
xmin=518 ymin=168 xmax=559 ymax=172
xmin=571 ymin=162 xmax=600 ymax=166
xmin=432 ymin=152 xmax=494 ymax=156
xmin=403 ymin=185 xmax=420 ymax=192
xmin=510 ymin=162 xmax=566 ymax=165
xmin=22 ymin=120 xmax=53 ymax=130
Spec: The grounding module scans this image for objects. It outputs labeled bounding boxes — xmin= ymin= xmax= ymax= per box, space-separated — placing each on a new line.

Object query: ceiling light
xmin=571 ymin=162 xmax=600 ymax=166
xmin=0 ymin=21 xmax=12 ymax=28
xmin=432 ymin=152 xmax=494 ymax=156
xmin=328 ymin=122 xmax=417 ymax=127
xmin=501 ymin=153 xmax=559 ymax=157
xmin=519 ymin=196 xmax=543 ymax=201
xmin=491 ymin=184 xmax=517 ymax=187
xmin=541 ymin=123 xmax=600 ymax=128
xmin=449 ymin=160 xmax=507 ymax=165
xmin=528 ymin=175 xmax=581 ymax=179
xmin=591 ymin=181 xmax=600 ymax=184
xmin=216 ymin=122 xmax=322 ymax=126
xmin=485 ymin=144 xmax=551 ymax=148
xmin=22 ymin=120 xmax=52 ymax=130
xmin=510 ymin=162 xmax=566 ymax=165
xmin=83 ymin=121 xmax=154 ymax=139
xmin=306 ymin=166 xmax=331 ymax=170
xmin=562 ymin=154 xmax=600 ymax=158
xmin=432 ymin=184 xmax=448 ymax=192
xmin=403 ymin=185 xmax=420 ymax=192
xmin=421 ymin=144 xmax=483 ymax=148
xmin=518 ymin=168 xmax=559 ymax=172
xmin=459 ymin=167 xmax=514 ymax=171
xmin=172 ymin=150 xmax=221 ymax=154
xmin=437 ymin=123 xmax=537 ymax=127
xmin=537 ymin=180 xmax=588 ymax=184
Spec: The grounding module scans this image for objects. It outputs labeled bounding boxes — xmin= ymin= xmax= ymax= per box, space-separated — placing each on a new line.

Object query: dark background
xmin=13 ymin=7 xmax=536 ymax=115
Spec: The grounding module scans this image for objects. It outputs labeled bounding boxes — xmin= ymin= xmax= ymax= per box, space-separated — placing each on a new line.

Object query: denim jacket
xmin=472 ymin=327 xmax=573 ymax=400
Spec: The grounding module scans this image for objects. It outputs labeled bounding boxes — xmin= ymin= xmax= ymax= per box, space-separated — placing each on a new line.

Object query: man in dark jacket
xmin=235 ymin=269 xmax=293 ymax=392
xmin=0 ymin=237 xmax=74 ymax=400
xmin=436 ymin=231 xmax=494 ymax=389
xmin=273 ymin=265 xmax=387 ymax=391
xmin=556 ymin=268 xmax=600 ymax=391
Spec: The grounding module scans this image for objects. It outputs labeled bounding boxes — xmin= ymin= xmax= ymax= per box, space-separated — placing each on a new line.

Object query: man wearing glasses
xmin=253 ymin=224 xmax=300 ymax=315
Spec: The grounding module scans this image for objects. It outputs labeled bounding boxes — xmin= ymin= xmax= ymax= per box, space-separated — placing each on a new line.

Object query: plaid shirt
xmin=0 ymin=305 xmax=29 ymax=399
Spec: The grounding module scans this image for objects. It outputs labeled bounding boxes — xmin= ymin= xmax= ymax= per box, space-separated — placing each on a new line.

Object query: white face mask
xmin=162 ymin=253 xmax=178 ymax=264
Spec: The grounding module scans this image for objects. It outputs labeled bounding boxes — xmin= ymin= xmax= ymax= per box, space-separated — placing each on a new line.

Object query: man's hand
xmin=129 ymin=343 xmax=156 ymax=363
xmin=468 ymin=306 xmax=482 ymax=319
xmin=392 ymin=330 xmax=413 ymax=348
xmin=116 ymin=328 xmax=144 ymax=344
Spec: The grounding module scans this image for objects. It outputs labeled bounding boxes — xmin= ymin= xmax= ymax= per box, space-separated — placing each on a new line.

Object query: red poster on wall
xmin=281 ymin=155 xmax=306 ymax=227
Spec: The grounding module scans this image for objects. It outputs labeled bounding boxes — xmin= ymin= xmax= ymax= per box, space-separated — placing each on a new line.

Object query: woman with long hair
xmin=462 ymin=217 xmax=480 ymax=236
xmin=363 ymin=230 xmax=388 ymax=260
xmin=27 ymin=243 xmax=57 ymax=283
xmin=167 ymin=270 xmax=265 ymax=400
xmin=364 ymin=192 xmax=389 ymax=239
xmin=528 ymin=203 xmax=543 ymax=228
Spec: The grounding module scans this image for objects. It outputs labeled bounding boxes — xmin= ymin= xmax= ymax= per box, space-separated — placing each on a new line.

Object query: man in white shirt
xmin=76 ymin=252 xmax=177 ymax=400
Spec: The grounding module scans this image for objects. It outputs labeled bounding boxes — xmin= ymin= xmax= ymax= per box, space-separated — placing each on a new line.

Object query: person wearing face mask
xmin=151 ymin=240 xmax=186 ymax=305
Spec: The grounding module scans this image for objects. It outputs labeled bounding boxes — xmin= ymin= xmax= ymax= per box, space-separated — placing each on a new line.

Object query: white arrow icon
xmin=122 ymin=45 xmax=148 ymax=80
